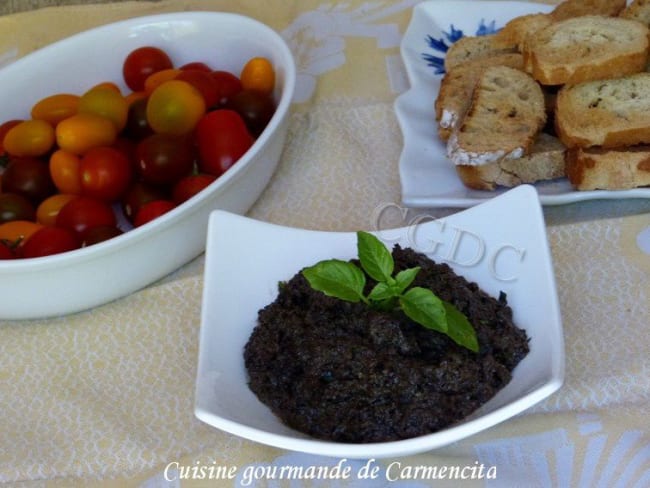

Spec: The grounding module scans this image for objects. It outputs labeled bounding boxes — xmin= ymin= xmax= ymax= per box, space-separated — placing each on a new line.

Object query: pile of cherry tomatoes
xmin=0 ymin=46 xmax=277 ymax=259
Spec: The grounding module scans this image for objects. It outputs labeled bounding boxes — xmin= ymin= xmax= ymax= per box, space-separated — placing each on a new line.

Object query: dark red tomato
xmin=180 ymin=61 xmax=212 ymax=73
xmin=21 ymin=226 xmax=80 ymax=258
xmin=80 ymin=146 xmax=133 ymax=201
xmin=0 ymin=192 xmax=36 ymax=223
xmin=121 ymin=181 xmax=168 ymax=223
xmin=172 ymin=173 xmax=216 ymax=204
xmin=133 ymin=199 xmax=175 ymax=227
xmin=0 ymin=241 xmax=16 ymax=259
xmin=123 ymin=46 xmax=173 ymax=92
xmin=56 ymin=196 xmax=117 ymax=235
xmin=125 ymin=97 xmax=153 ymax=141
xmin=227 ymin=89 xmax=276 ymax=137
xmin=196 ymin=110 xmax=254 ymax=177
xmin=176 ymin=69 xmax=219 ymax=108
xmin=135 ymin=133 xmax=195 ymax=186
xmin=81 ymin=224 xmax=124 ymax=246
xmin=1 ymin=157 xmax=56 ymax=204
xmin=211 ymin=70 xmax=243 ymax=107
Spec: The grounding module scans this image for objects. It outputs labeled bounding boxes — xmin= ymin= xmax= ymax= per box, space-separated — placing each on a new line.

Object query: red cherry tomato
xmin=0 ymin=192 xmax=36 ymax=224
xmin=56 ymin=196 xmax=117 ymax=235
xmin=176 ymin=69 xmax=220 ymax=108
xmin=122 ymin=46 xmax=173 ymax=92
xmin=21 ymin=226 xmax=80 ymax=258
xmin=210 ymin=70 xmax=243 ymax=107
xmin=227 ymin=89 xmax=276 ymax=137
xmin=196 ymin=109 xmax=254 ymax=177
xmin=135 ymin=133 xmax=195 ymax=186
xmin=172 ymin=173 xmax=216 ymax=205
xmin=0 ymin=241 xmax=16 ymax=259
xmin=1 ymin=157 xmax=56 ymax=205
xmin=81 ymin=225 xmax=124 ymax=246
xmin=121 ymin=181 xmax=169 ymax=223
xmin=180 ymin=61 xmax=212 ymax=73
xmin=80 ymin=146 xmax=132 ymax=201
xmin=133 ymin=199 xmax=175 ymax=227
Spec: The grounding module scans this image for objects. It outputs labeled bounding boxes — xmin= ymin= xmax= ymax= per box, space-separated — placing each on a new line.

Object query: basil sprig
xmin=302 ymin=231 xmax=479 ymax=352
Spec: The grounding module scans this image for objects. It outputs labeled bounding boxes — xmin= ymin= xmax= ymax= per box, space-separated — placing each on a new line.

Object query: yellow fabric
xmin=0 ymin=1 xmax=649 ymax=486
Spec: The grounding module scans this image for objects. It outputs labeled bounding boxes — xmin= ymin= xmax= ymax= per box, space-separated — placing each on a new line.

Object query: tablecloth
xmin=0 ymin=0 xmax=649 ymax=486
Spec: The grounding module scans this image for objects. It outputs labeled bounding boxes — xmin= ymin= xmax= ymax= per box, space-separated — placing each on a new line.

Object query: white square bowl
xmin=0 ymin=11 xmax=295 ymax=319
xmin=195 ymin=185 xmax=565 ymax=458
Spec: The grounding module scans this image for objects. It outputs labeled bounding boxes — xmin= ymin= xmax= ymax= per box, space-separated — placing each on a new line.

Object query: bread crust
xmin=566 ymin=146 xmax=650 ymax=189
xmin=551 ymin=0 xmax=626 ymax=21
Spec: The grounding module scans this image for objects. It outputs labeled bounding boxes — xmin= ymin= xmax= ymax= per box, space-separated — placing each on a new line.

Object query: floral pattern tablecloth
xmin=0 ymin=1 xmax=649 ymax=486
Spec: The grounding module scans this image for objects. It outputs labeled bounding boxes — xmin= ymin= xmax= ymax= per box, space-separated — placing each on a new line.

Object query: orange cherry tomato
xmin=0 ymin=220 xmax=44 ymax=246
xmin=146 ymin=80 xmax=206 ymax=135
xmin=0 ymin=119 xmax=22 ymax=155
xmin=55 ymin=113 xmax=118 ymax=154
xmin=49 ymin=149 xmax=82 ymax=194
xmin=240 ymin=57 xmax=275 ymax=95
xmin=144 ymin=68 xmax=182 ymax=94
xmin=3 ymin=119 xmax=56 ymax=157
xmin=36 ymin=193 xmax=78 ymax=226
xmin=90 ymin=81 xmax=121 ymax=93
xmin=78 ymin=87 xmax=129 ymax=132
xmin=125 ymin=91 xmax=148 ymax=106
xmin=30 ymin=94 xmax=80 ymax=126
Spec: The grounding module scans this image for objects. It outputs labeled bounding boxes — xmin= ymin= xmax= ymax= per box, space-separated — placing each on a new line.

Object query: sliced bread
xmin=447 ymin=65 xmax=546 ymax=166
xmin=456 ymin=133 xmax=566 ymax=190
xmin=435 ymin=53 xmax=524 ymax=141
xmin=550 ymin=0 xmax=626 ymax=21
xmin=566 ymin=146 xmax=650 ymax=189
xmin=555 ymin=73 xmax=650 ymax=148
xmin=493 ymin=13 xmax=554 ymax=51
xmin=444 ymin=34 xmax=517 ymax=72
xmin=621 ymin=0 xmax=650 ymax=27
xmin=522 ymin=15 xmax=649 ymax=85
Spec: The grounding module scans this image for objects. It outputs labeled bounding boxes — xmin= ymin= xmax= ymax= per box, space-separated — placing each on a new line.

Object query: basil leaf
xmin=368 ymin=282 xmax=398 ymax=302
xmin=357 ymin=231 xmax=394 ymax=282
xmin=443 ymin=301 xmax=479 ymax=353
xmin=394 ymin=267 xmax=420 ymax=294
xmin=302 ymin=259 xmax=366 ymax=303
xmin=399 ymin=286 xmax=447 ymax=333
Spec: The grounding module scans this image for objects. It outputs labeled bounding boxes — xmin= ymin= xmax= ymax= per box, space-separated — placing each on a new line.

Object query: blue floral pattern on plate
xmin=421 ymin=19 xmax=500 ymax=74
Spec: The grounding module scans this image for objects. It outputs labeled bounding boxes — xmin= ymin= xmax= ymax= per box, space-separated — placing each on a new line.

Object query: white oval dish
xmin=0 ymin=12 xmax=296 ymax=320
xmin=195 ymin=185 xmax=565 ymax=458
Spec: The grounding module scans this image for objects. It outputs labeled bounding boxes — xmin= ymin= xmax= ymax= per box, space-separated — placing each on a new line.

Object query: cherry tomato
xmin=56 ymin=196 xmax=117 ymax=235
xmin=176 ymin=69 xmax=219 ymax=108
xmin=56 ymin=113 xmax=118 ymax=154
xmin=36 ymin=193 xmax=78 ymax=226
xmin=133 ymin=199 xmax=175 ymax=227
xmin=121 ymin=181 xmax=168 ymax=223
xmin=0 ymin=193 xmax=36 ymax=224
xmin=0 ymin=220 xmax=44 ymax=246
xmin=180 ymin=61 xmax=212 ymax=73
xmin=3 ymin=120 xmax=56 ymax=157
xmin=2 ymin=157 xmax=56 ymax=204
xmin=196 ymin=109 xmax=254 ymax=176
xmin=123 ymin=46 xmax=173 ymax=92
xmin=81 ymin=225 xmax=123 ymax=246
xmin=124 ymin=91 xmax=148 ymax=106
xmin=146 ymin=80 xmax=206 ymax=135
xmin=30 ymin=94 xmax=80 ymax=126
xmin=227 ymin=89 xmax=276 ymax=137
xmin=210 ymin=70 xmax=243 ymax=107
xmin=80 ymin=146 xmax=132 ymax=201
xmin=144 ymin=68 xmax=182 ymax=94
xmin=49 ymin=149 xmax=82 ymax=195
xmin=91 ymin=81 xmax=121 ymax=93
xmin=135 ymin=133 xmax=195 ymax=186
xmin=240 ymin=57 xmax=275 ymax=95
xmin=0 ymin=120 xmax=22 ymax=155
xmin=78 ymin=86 xmax=129 ymax=132
xmin=0 ymin=241 xmax=16 ymax=259
xmin=172 ymin=173 xmax=216 ymax=205
xmin=125 ymin=97 xmax=153 ymax=141
xmin=20 ymin=226 xmax=80 ymax=258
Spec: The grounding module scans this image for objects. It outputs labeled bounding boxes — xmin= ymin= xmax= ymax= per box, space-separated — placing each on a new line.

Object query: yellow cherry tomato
xmin=0 ymin=220 xmax=44 ymax=246
xmin=31 ymin=93 xmax=80 ymax=126
xmin=2 ymin=119 xmax=56 ymax=157
xmin=36 ymin=193 xmax=78 ymax=226
xmin=240 ymin=56 xmax=275 ymax=94
xmin=49 ymin=149 xmax=82 ymax=194
xmin=146 ymin=80 xmax=206 ymax=135
xmin=55 ymin=113 xmax=117 ymax=154
xmin=78 ymin=86 xmax=129 ymax=132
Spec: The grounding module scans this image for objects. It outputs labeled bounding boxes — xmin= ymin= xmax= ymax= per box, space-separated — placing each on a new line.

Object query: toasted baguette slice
xmin=456 ymin=133 xmax=566 ymax=190
xmin=523 ymin=15 xmax=649 ymax=85
xmin=621 ymin=0 xmax=650 ymax=27
xmin=566 ymin=146 xmax=650 ymax=190
xmin=435 ymin=53 xmax=524 ymax=141
xmin=444 ymin=34 xmax=517 ymax=72
xmin=550 ymin=0 xmax=626 ymax=21
xmin=447 ymin=66 xmax=546 ymax=166
xmin=493 ymin=13 xmax=554 ymax=50
xmin=555 ymin=73 xmax=650 ymax=148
